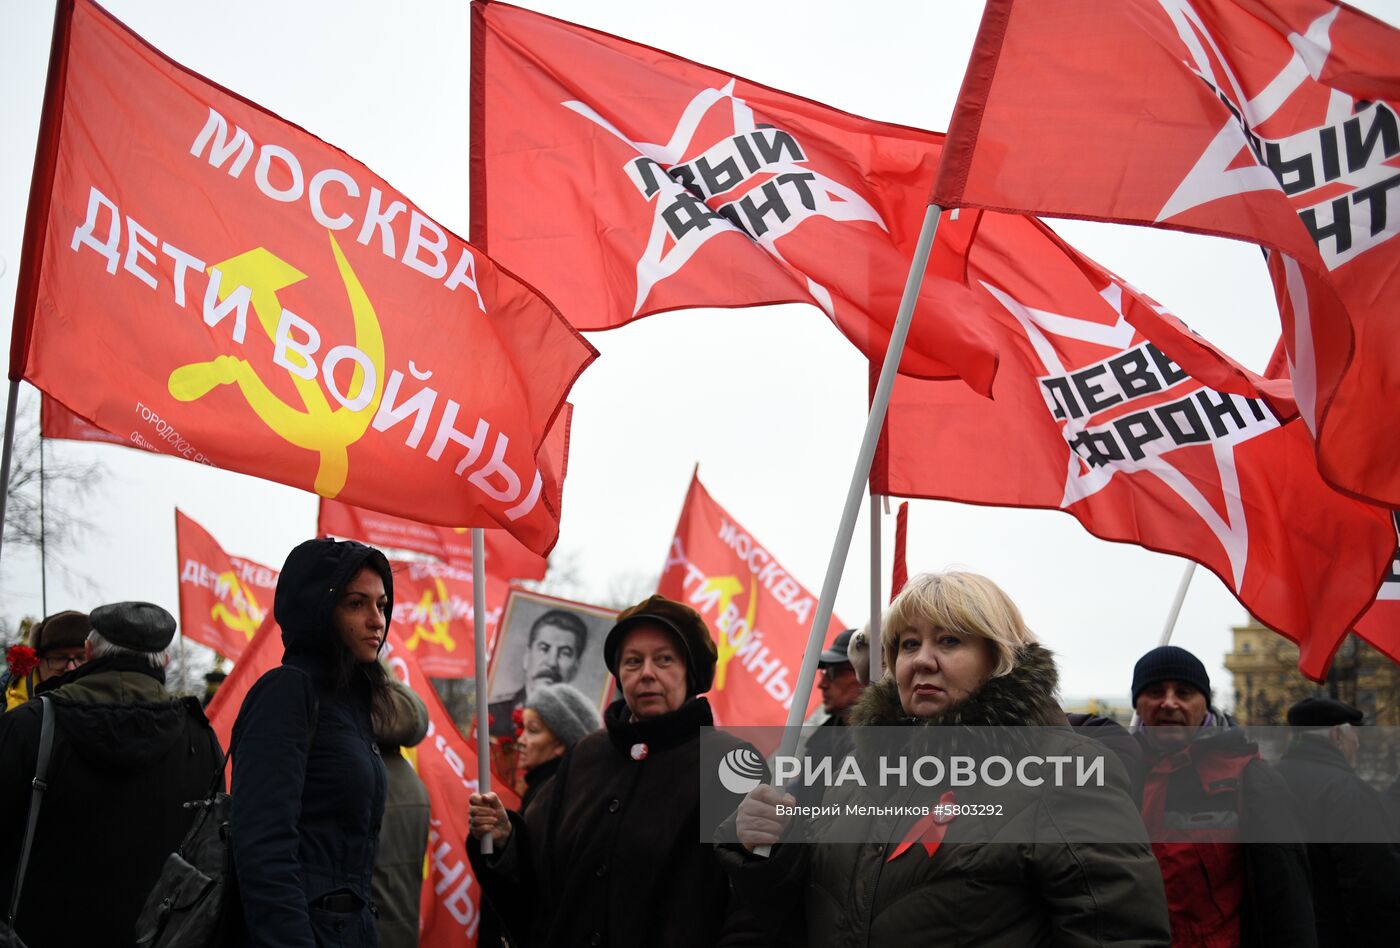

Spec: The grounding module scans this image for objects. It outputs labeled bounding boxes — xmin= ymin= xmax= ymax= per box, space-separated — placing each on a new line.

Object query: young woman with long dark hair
xmin=231 ymin=537 xmax=394 ymax=947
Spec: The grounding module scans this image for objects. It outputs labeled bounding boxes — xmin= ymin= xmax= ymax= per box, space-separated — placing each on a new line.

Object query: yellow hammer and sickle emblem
xmin=405 ymin=577 xmax=457 ymax=652
xmin=707 ymin=575 xmax=758 ymax=692
xmin=209 ymin=571 xmax=263 ymax=642
xmin=166 ymin=232 xmax=386 ymax=497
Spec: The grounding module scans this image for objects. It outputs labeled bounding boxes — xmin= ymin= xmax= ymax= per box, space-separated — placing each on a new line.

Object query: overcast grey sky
xmin=2 ymin=0 xmax=1394 ymax=704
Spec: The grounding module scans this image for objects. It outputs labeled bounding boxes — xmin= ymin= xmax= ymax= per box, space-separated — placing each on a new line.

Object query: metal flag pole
xmin=472 ymin=527 xmax=493 ymax=855
xmin=1159 ymin=562 xmax=1196 ymax=647
xmin=39 ymin=431 xmax=48 ymax=616
xmin=1130 ymin=561 xmax=1198 ymax=729
xmin=755 ymin=203 xmax=945 ymax=857
xmin=868 ymin=493 xmax=882 ymax=681
xmin=0 ymin=379 xmax=20 ymax=572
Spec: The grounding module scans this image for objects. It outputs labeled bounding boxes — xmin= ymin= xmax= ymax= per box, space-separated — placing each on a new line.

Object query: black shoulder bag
xmin=1 ymin=696 xmax=56 ymax=948
xmin=134 ymin=694 xmax=319 ymax=948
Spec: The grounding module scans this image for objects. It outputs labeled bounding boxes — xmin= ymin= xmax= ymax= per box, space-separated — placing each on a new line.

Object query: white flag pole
xmin=754 ymin=203 xmax=944 ymax=856
xmin=1129 ymin=561 xmax=1198 ymax=729
xmin=472 ymin=527 xmax=493 ymax=855
xmin=1159 ymin=562 xmax=1196 ymax=647
xmin=868 ymin=493 xmax=882 ymax=681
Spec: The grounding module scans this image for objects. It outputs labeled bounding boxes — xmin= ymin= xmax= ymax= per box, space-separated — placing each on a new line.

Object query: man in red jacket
xmin=1131 ymin=645 xmax=1316 ymax=948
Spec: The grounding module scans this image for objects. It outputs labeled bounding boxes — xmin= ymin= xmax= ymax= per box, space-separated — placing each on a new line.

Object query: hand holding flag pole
xmin=473 ymin=527 xmax=493 ymax=855
xmin=753 ymin=203 xmax=946 ymax=857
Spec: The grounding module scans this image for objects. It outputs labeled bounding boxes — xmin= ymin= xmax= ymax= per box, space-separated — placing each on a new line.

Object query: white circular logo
xmin=717 ymin=747 xmax=766 ymax=795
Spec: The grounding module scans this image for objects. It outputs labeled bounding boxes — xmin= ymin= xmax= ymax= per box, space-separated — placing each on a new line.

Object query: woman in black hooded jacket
xmin=231 ymin=538 xmax=395 ymax=947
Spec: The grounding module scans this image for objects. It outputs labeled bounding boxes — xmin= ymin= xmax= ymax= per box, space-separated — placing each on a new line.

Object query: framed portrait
xmin=485 ymin=588 xmax=618 ymax=738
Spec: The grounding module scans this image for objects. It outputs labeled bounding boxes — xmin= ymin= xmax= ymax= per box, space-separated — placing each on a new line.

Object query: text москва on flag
xmin=12 ymin=0 xmax=594 ymax=557
xmin=931 ymin=0 xmax=1400 ymax=509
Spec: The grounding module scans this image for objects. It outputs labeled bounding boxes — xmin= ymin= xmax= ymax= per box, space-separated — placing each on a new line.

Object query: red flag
xmin=932 ymin=0 xmax=1400 ymax=506
xmin=320 ymin=499 xmax=547 ymax=583
xmin=891 ymin=501 xmax=910 ymax=601
xmin=41 ymin=393 xmax=155 ymax=453
xmin=869 ymin=210 xmax=1394 ymax=681
xmin=11 ymin=0 xmax=594 ymax=556
xmin=657 ymin=474 xmax=840 ymax=725
xmin=389 ymin=559 xmax=508 ymax=677
xmin=174 ymin=510 xmax=278 ymax=661
xmin=206 ymin=618 xmax=516 ymax=947
xmin=470 ymin=0 xmax=1000 ymax=393
xmin=317 ymin=404 xmax=569 ymax=582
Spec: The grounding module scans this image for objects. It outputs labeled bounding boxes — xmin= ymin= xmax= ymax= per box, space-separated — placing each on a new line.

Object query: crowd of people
xmin=1 ymin=545 xmax=1398 ymax=947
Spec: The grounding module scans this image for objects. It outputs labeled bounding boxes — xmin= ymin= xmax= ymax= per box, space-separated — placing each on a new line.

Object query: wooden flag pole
xmin=472 ymin=527 xmax=493 ymax=855
xmin=754 ymin=203 xmax=945 ymax=857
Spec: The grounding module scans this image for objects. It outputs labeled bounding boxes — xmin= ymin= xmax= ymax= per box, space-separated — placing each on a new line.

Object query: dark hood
xmin=851 ymin=643 xmax=1065 ymax=727
xmin=45 ymin=654 xmax=212 ymax=772
xmin=275 ymin=537 xmax=394 ymax=661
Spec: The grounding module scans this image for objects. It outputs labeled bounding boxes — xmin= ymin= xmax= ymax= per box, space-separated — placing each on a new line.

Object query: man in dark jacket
xmin=791 ymin=630 xmax=863 ymax=806
xmin=1274 ymin=696 xmax=1400 ymax=948
xmin=1131 ymin=645 xmax=1316 ymax=948
xmin=0 ymin=602 xmax=223 ymax=947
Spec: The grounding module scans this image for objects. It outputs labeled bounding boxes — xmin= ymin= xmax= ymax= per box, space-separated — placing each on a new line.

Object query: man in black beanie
xmin=0 ymin=602 xmax=223 ymax=947
xmin=1275 ymin=697 xmax=1400 ymax=947
xmin=1130 ymin=644 xmax=1316 ymax=948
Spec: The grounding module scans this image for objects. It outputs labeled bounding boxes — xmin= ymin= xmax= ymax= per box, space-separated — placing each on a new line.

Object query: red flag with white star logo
xmin=870 ymin=211 xmax=1394 ymax=680
xmin=470 ymin=0 xmax=1001 ymax=394
xmin=933 ymin=0 xmax=1400 ymax=506
xmin=11 ymin=0 xmax=594 ymax=558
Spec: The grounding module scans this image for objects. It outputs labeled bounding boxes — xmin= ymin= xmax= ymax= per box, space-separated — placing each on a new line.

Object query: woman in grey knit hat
xmin=517 ymin=682 xmax=600 ymax=810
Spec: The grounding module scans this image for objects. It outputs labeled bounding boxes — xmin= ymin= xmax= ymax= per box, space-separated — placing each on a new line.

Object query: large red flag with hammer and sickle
xmin=932 ymin=0 xmax=1400 ymax=508
xmin=11 ymin=0 xmax=595 ymax=556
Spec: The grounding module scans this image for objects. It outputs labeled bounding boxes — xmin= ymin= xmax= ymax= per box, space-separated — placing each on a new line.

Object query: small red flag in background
xmin=470 ymin=0 xmax=1000 ymax=393
xmin=657 ymin=474 xmax=841 ymax=726
xmin=206 ymin=617 xmax=515 ymax=947
xmin=175 ymin=509 xmax=278 ymax=661
xmin=870 ymin=210 xmax=1394 ymax=681
xmin=890 ymin=501 xmax=910 ymax=601
xmin=12 ymin=0 xmax=594 ymax=557
xmin=933 ymin=0 xmax=1400 ymax=507
xmin=389 ymin=558 xmax=509 ymax=678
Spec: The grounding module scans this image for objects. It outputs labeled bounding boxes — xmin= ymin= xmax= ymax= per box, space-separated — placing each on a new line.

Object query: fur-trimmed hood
xmin=850 ymin=643 xmax=1066 ymax=727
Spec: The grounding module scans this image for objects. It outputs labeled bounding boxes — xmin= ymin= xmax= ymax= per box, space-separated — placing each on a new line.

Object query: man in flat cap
xmin=0 ymin=602 xmax=223 ymax=947
xmin=1275 ymin=696 xmax=1400 ymax=947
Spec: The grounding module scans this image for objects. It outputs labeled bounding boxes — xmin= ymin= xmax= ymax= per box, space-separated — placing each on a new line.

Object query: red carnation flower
xmin=6 ymin=644 xmax=38 ymax=679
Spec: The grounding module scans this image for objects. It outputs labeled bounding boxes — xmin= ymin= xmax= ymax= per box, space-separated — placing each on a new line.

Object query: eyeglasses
xmin=40 ymin=654 xmax=84 ymax=672
xmin=817 ymin=664 xmax=853 ymax=682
